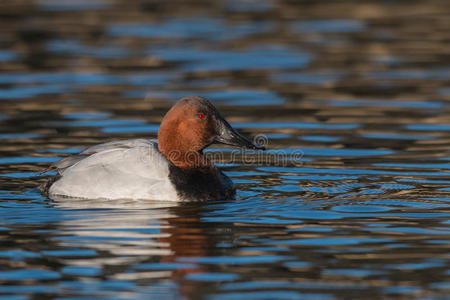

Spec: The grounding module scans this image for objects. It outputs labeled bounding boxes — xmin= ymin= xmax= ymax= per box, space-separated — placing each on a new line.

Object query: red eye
xmin=197 ymin=113 xmax=206 ymax=119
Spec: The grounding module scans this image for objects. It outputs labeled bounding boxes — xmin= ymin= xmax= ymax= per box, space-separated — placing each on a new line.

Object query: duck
xmin=39 ymin=96 xmax=265 ymax=201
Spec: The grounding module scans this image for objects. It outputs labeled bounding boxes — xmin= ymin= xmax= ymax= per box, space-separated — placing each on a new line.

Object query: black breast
xmin=168 ymin=165 xmax=235 ymax=201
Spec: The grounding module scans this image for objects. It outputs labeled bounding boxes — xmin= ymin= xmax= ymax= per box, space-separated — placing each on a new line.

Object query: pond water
xmin=0 ymin=0 xmax=449 ymax=299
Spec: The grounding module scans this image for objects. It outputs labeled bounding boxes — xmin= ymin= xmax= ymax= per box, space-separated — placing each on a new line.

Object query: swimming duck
xmin=40 ymin=96 xmax=264 ymax=201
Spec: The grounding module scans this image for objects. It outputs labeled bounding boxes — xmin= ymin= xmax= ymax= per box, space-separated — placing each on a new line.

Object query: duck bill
xmin=214 ymin=117 xmax=265 ymax=150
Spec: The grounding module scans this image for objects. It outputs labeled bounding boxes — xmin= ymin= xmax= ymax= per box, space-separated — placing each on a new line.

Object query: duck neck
xmin=158 ymin=139 xmax=211 ymax=170
xmin=167 ymin=149 xmax=211 ymax=169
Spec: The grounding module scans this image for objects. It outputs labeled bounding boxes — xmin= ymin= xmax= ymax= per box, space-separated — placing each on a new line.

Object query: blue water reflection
xmin=292 ymin=19 xmax=366 ymax=33
xmin=150 ymin=46 xmax=311 ymax=71
xmin=109 ymin=18 xmax=273 ymax=40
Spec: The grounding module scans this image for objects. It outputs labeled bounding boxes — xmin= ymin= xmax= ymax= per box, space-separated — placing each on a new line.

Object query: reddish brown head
xmin=158 ymin=96 xmax=264 ymax=169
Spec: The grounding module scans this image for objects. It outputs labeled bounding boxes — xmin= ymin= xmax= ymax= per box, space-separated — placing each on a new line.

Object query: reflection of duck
xmin=52 ymin=197 xmax=178 ymax=258
xmin=40 ymin=96 xmax=264 ymax=201
xmin=51 ymin=198 xmax=225 ymax=297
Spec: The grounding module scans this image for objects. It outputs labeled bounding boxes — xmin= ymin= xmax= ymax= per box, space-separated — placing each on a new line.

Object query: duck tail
xmin=38 ymin=174 xmax=61 ymax=196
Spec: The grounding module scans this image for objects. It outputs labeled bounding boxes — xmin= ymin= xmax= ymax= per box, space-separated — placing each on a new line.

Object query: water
xmin=0 ymin=0 xmax=449 ymax=299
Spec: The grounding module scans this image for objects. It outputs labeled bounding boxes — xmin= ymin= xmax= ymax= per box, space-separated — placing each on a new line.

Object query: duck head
xmin=158 ymin=96 xmax=265 ymax=169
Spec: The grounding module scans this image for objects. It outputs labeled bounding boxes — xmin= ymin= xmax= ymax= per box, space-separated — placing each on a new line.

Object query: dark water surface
xmin=0 ymin=0 xmax=449 ymax=299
